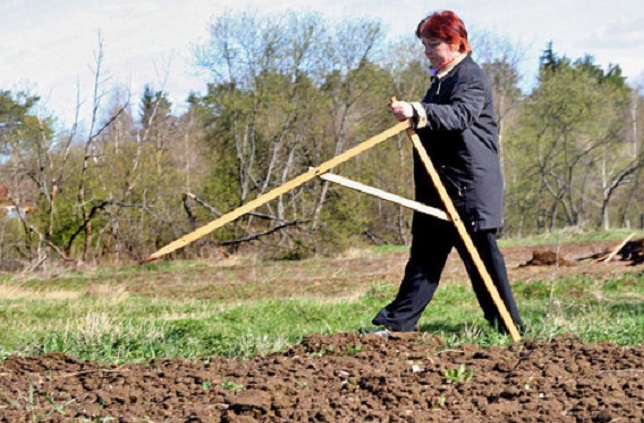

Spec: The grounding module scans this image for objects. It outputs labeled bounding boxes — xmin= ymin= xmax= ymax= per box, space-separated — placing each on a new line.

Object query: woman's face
xmin=421 ymin=37 xmax=458 ymax=69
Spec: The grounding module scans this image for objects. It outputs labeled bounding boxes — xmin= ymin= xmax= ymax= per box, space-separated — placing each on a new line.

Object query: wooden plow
xmin=142 ymin=105 xmax=522 ymax=341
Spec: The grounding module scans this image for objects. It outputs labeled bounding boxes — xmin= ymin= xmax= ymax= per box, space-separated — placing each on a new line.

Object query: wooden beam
xmin=318 ymin=172 xmax=449 ymax=221
xmin=141 ymin=121 xmax=411 ymax=263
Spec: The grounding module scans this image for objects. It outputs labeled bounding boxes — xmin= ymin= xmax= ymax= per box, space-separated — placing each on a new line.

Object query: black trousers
xmin=372 ymin=215 xmax=524 ymax=333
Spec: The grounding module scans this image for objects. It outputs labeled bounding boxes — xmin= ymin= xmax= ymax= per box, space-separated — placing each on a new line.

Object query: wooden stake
xmin=318 ymin=172 xmax=449 ymax=221
xmin=141 ymin=121 xmax=411 ymax=263
xmin=392 ymin=98 xmax=521 ymax=341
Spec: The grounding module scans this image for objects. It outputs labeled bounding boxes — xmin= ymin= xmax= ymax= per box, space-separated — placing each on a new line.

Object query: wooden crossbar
xmin=318 ymin=172 xmax=449 ymax=221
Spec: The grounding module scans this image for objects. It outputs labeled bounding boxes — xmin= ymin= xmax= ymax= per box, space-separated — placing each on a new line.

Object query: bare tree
xmin=311 ymin=18 xmax=386 ymax=229
xmin=72 ymin=35 xmax=130 ymax=259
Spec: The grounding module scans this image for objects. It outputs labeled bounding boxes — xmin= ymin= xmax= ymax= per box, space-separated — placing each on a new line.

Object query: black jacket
xmin=412 ymin=54 xmax=503 ymax=231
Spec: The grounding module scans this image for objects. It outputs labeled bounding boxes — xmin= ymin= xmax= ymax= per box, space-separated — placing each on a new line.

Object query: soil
xmin=1 ymin=239 xmax=643 ymax=422
xmin=1 ymin=335 xmax=643 ymax=422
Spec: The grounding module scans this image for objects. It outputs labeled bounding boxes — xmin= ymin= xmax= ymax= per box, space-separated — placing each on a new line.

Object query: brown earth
xmin=1 ymin=239 xmax=643 ymax=422
xmin=1 ymin=334 xmax=643 ymax=422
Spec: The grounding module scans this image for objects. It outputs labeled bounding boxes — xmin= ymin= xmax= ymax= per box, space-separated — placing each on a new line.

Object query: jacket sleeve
xmin=412 ymin=72 xmax=486 ymax=132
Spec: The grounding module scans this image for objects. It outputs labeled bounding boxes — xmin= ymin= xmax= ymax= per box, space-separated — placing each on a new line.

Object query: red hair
xmin=416 ymin=10 xmax=471 ymax=54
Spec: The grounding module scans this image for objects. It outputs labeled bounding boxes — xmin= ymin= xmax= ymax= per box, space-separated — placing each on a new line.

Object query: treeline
xmin=1 ymin=12 xmax=643 ymax=271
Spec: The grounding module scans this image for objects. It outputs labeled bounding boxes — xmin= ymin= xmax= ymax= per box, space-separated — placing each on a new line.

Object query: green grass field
xmin=1 ymin=235 xmax=643 ymax=364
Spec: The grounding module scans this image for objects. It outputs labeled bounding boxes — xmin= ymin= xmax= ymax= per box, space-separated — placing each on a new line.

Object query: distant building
xmin=0 ymin=185 xmax=35 ymax=219
xmin=1 ymin=205 xmax=26 ymax=219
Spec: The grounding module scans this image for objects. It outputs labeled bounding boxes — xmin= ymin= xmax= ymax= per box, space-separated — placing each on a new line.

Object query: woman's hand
xmin=388 ymin=101 xmax=414 ymax=122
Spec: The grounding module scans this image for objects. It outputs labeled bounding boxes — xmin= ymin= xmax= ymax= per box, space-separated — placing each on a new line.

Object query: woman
xmin=372 ymin=10 xmax=524 ymax=335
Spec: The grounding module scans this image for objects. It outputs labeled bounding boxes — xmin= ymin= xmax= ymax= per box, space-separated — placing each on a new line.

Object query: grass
xmin=1 ymin=235 xmax=643 ymax=363
xmin=444 ymin=364 xmax=475 ymax=384
xmin=498 ymin=227 xmax=641 ymax=248
xmin=372 ymin=228 xmax=641 ymax=252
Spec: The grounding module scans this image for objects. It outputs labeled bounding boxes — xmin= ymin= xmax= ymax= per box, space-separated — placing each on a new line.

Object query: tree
xmin=312 ymin=17 xmax=390 ymax=231
xmin=194 ymin=11 xmax=332 ymax=254
xmin=0 ymin=90 xmax=51 ymax=269
xmin=505 ymin=45 xmax=639 ymax=232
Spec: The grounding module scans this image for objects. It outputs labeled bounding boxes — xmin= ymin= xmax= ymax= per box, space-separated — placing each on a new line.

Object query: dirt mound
xmin=1 ymin=334 xmax=643 ymax=422
xmin=519 ymin=249 xmax=576 ymax=267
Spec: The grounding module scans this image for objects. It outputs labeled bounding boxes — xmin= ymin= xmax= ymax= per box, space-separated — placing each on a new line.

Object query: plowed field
xmin=1 ymin=334 xmax=643 ymax=422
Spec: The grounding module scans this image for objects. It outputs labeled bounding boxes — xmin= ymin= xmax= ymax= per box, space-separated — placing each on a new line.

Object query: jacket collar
xmin=432 ymin=53 xmax=467 ymax=79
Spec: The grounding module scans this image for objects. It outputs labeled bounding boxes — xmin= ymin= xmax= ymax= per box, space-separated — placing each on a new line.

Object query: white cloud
xmin=1 ymin=0 xmax=643 ymax=128
xmin=585 ymin=17 xmax=644 ymax=47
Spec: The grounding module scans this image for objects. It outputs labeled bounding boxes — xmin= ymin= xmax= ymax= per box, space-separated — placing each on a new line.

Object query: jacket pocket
xmin=439 ymin=165 xmax=467 ymax=198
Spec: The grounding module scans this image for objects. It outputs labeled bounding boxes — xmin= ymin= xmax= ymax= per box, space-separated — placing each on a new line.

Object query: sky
xmin=1 ymin=0 xmax=644 ymax=130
